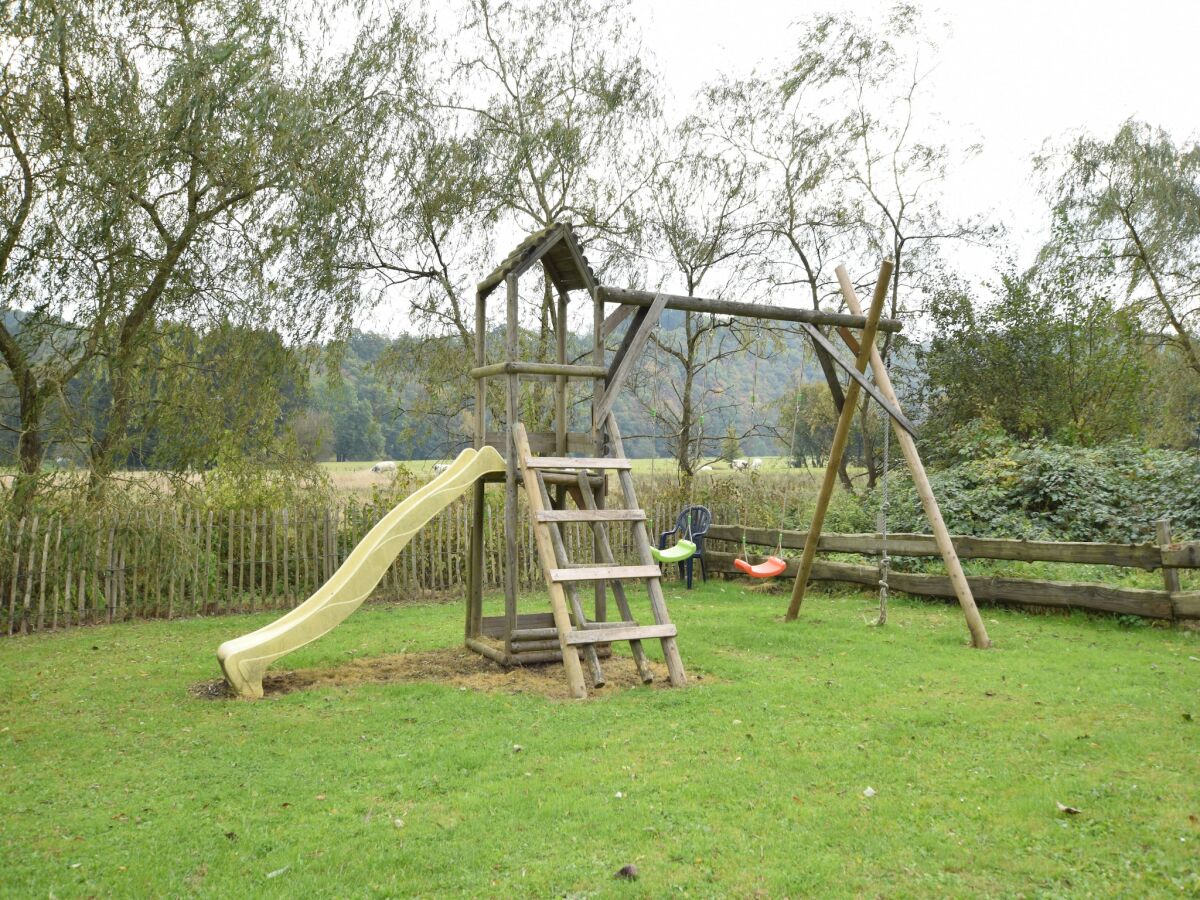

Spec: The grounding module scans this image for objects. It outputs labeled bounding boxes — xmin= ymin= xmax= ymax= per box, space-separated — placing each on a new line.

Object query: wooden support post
xmin=592 ymin=281 xmax=608 ymax=624
xmin=555 ymin=288 xmax=569 ymax=511
xmin=1157 ymin=518 xmax=1181 ymax=619
xmin=503 ymin=274 xmax=520 ymax=653
xmin=787 ymin=261 xmax=890 ymax=621
xmin=467 ymin=290 xmax=488 ymax=641
xmin=830 ymin=265 xmax=992 ymax=648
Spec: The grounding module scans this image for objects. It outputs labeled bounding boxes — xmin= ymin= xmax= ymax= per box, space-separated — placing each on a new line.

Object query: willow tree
xmin=361 ymin=0 xmax=660 ymax=445
xmin=1038 ymin=121 xmax=1200 ymax=379
xmin=0 ymin=0 xmax=424 ymax=510
xmin=629 ymin=144 xmax=762 ymax=478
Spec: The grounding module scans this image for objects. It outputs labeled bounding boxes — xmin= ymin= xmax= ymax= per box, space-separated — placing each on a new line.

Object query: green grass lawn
xmin=2 ymin=584 xmax=1198 ymax=897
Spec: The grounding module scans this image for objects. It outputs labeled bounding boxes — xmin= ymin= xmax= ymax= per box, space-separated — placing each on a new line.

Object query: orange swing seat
xmin=733 ymin=555 xmax=787 ymax=578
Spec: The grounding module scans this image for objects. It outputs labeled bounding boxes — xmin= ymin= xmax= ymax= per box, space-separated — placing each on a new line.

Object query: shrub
xmin=874 ymin=428 xmax=1200 ymax=542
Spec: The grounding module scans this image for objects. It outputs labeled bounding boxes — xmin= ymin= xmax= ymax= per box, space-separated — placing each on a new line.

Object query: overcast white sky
xmin=643 ymin=0 xmax=1200 ymax=270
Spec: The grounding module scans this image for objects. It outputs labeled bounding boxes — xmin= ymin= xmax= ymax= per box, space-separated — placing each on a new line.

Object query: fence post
xmin=1157 ymin=518 xmax=1181 ymax=620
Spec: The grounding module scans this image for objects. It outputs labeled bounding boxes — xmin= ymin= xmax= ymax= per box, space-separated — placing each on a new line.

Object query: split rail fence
xmin=706 ymin=522 xmax=1200 ymax=621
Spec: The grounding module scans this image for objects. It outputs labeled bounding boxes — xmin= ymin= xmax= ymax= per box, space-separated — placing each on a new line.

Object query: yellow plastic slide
xmin=217 ymin=447 xmax=505 ymax=698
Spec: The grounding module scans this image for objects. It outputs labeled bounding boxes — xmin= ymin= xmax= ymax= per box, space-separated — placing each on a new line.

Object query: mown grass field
xmin=318 ymin=455 xmax=809 ymax=491
xmin=2 ymin=583 xmax=1198 ymax=897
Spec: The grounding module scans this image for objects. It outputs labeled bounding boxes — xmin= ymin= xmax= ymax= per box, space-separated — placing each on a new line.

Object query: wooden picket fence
xmin=1 ymin=490 xmax=723 ymax=636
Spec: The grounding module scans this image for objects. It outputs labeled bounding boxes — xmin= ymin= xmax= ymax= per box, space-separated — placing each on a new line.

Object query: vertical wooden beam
xmin=503 ymin=274 xmax=521 ymax=653
xmin=591 ymin=281 xmax=608 ymax=623
xmin=555 ymin=289 xmax=569 ymax=452
xmin=787 ymin=261 xmax=891 ymax=620
xmin=832 ymin=265 xmax=991 ymax=648
xmin=554 ymin=288 xmax=569 ymax=511
xmin=1158 ymin=518 xmax=1181 ymax=620
xmin=467 ymin=290 xmax=488 ymax=641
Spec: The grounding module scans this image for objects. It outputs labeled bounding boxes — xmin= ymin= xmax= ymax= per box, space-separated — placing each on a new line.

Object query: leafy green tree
xmin=333 ymin=398 xmax=385 ymax=463
xmin=0 ymin=0 xmax=423 ymax=511
xmin=720 ymin=426 xmax=742 ymax=465
xmin=366 ymin=0 xmax=661 ymax=443
xmin=629 ymin=140 xmax=761 ymax=478
xmin=918 ymin=258 xmax=1153 ymax=447
xmin=1038 ymin=120 xmax=1200 ymax=377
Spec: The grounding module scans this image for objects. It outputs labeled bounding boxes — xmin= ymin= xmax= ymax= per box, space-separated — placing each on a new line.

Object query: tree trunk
xmin=11 ymin=376 xmax=46 ymax=521
xmin=859 ymin=396 xmax=877 ymax=490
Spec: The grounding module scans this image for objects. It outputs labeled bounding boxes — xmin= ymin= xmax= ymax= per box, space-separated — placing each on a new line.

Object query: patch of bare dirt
xmin=190 ymin=646 xmax=700 ymax=701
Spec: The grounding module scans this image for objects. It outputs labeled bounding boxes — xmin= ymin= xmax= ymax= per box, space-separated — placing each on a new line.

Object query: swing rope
xmin=733 ymin=329 xmax=792 ymax=579
xmin=876 ymin=399 xmax=891 ymax=625
xmin=775 ymin=375 xmax=804 ymax=557
xmin=650 ymin=329 xmax=698 ymax=565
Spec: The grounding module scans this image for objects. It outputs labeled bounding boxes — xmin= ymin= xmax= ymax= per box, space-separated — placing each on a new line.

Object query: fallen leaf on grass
xmin=1056 ymin=802 xmax=1082 ymax=815
xmin=266 ymin=866 xmax=290 ymax=879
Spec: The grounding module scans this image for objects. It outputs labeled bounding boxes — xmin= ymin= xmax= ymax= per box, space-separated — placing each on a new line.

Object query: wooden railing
xmin=705 ymin=523 xmax=1200 ymax=621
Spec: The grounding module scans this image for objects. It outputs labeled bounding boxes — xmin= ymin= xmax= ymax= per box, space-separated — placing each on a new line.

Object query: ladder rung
xmin=549 ymin=564 xmax=660 ymax=583
xmin=535 ymin=509 xmax=645 ymax=523
xmin=525 ymin=456 xmax=632 ymax=470
xmin=566 ymin=623 xmax=677 ymax=645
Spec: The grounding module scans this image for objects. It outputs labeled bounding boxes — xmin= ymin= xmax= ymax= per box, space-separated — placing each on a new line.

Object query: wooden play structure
xmin=217 ymin=222 xmax=987 ymax=700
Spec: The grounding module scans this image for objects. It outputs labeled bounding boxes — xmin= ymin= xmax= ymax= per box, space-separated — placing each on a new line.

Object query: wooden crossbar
xmin=549 ymin=564 xmax=661 ymax=583
xmin=535 ymin=509 xmax=645 ymax=523
xmin=524 ymin=456 xmax=632 ymax=470
xmin=567 ymin=623 xmax=677 ymax=645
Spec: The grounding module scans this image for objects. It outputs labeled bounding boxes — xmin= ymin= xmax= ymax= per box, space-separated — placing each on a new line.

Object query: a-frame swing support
xmin=785 ymin=261 xmax=991 ymax=649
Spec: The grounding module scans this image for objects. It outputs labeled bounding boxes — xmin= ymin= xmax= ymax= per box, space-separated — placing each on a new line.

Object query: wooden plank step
xmin=535 ymin=509 xmax=645 ymax=523
xmin=549 ymin=564 xmax=661 ymax=583
xmin=566 ymin=623 xmax=677 ymax=645
xmin=525 ymin=456 xmax=632 ymax=470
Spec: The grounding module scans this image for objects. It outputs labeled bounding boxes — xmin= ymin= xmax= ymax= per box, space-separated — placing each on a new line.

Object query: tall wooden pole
xmin=503 ymin=274 xmax=520 ymax=653
xmin=834 ymin=266 xmax=991 ymax=648
xmin=786 ymin=261 xmax=891 ymax=620
xmin=466 ymin=290 xmax=487 ymax=641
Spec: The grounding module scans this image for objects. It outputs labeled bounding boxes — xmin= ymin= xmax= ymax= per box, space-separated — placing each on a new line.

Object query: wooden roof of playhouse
xmin=476 ymin=222 xmax=596 ymax=299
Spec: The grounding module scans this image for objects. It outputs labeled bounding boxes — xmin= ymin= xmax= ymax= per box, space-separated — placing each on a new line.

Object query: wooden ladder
xmin=513 ymin=420 xmax=687 ymax=699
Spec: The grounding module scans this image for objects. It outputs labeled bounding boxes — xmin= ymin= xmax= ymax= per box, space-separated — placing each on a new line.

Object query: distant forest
xmin=0 ymin=310 xmax=821 ymax=468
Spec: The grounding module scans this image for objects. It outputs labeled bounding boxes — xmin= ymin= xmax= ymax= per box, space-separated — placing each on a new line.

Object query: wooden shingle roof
xmin=476 ymin=222 xmax=596 ymax=299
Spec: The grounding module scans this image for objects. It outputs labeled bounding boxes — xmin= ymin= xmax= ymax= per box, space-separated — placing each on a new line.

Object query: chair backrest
xmin=675 ymin=505 xmax=712 ymax=539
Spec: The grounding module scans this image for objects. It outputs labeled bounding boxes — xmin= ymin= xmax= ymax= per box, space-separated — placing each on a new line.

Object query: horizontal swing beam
xmin=470 ymin=361 xmax=608 ymax=379
xmin=598 ymin=286 xmax=904 ymax=334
